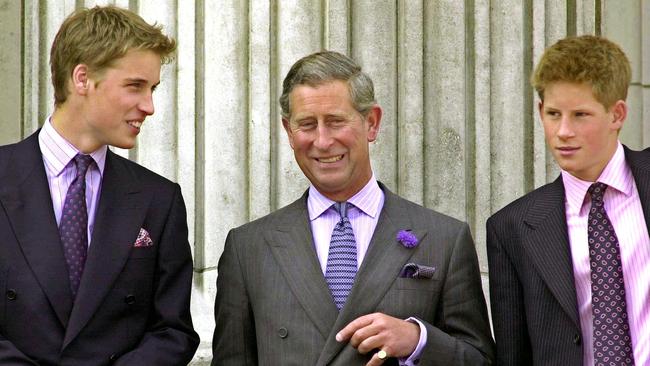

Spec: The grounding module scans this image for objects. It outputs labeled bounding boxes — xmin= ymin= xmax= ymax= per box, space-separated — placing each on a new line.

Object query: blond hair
xmin=50 ymin=5 xmax=176 ymax=106
xmin=531 ymin=35 xmax=631 ymax=109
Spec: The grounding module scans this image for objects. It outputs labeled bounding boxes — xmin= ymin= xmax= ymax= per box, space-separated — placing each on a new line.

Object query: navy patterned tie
xmin=588 ymin=183 xmax=634 ymax=365
xmin=325 ymin=202 xmax=358 ymax=310
xmin=59 ymin=154 xmax=94 ymax=298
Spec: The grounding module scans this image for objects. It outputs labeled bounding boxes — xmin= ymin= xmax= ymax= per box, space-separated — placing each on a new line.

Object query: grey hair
xmin=279 ymin=51 xmax=376 ymax=119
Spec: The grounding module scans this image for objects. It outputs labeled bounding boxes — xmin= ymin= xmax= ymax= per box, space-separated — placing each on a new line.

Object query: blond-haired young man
xmin=487 ymin=35 xmax=649 ymax=365
xmin=0 ymin=6 xmax=198 ymax=365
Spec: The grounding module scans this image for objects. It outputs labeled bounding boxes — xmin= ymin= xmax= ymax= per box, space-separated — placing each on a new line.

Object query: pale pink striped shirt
xmin=308 ymin=177 xmax=426 ymax=365
xmin=308 ymin=177 xmax=384 ymax=273
xmin=563 ymin=142 xmax=650 ymax=365
xmin=38 ymin=118 xmax=107 ymax=246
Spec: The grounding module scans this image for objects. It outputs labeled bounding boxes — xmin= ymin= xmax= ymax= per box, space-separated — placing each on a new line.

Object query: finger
xmin=349 ymin=321 xmax=383 ymax=348
xmin=356 ymin=333 xmax=384 ymax=354
xmin=365 ymin=351 xmax=387 ymax=366
xmin=336 ymin=313 xmax=376 ymax=342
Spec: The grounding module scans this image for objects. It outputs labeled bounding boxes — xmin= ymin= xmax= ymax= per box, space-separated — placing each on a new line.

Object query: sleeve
xmin=486 ymin=217 xmax=532 ymax=366
xmin=114 ymin=184 xmax=199 ymax=365
xmin=416 ymin=223 xmax=495 ymax=365
xmin=398 ymin=317 xmax=428 ymax=366
xmin=211 ymin=229 xmax=258 ymax=365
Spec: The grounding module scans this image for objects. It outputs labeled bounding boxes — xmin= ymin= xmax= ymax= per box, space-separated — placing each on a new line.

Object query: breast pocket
xmin=395 ymin=277 xmax=439 ymax=292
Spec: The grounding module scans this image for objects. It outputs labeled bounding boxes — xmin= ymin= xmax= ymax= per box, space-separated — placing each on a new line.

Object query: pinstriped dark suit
xmin=212 ymin=183 xmax=495 ymax=365
xmin=486 ymin=146 xmax=650 ymax=365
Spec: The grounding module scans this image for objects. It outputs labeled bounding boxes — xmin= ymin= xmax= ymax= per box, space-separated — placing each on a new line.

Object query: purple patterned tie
xmin=325 ymin=202 xmax=357 ymax=310
xmin=588 ymin=183 xmax=635 ymax=365
xmin=59 ymin=154 xmax=94 ymax=298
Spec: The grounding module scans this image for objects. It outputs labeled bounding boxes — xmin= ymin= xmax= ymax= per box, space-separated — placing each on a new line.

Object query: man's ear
xmin=282 ymin=117 xmax=295 ymax=149
xmin=365 ymin=105 xmax=382 ymax=142
xmin=71 ymin=64 xmax=91 ymax=96
xmin=537 ymin=100 xmax=544 ymax=121
xmin=610 ymin=100 xmax=627 ymax=132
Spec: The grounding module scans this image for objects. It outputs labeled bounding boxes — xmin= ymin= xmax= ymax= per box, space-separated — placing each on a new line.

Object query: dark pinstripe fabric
xmin=487 ymin=146 xmax=650 ymax=366
xmin=212 ymin=183 xmax=495 ymax=365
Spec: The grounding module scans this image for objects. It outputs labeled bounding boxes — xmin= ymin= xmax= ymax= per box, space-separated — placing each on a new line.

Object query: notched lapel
xmin=318 ymin=188 xmax=424 ymax=366
xmin=0 ymin=133 xmax=73 ymax=327
xmin=64 ymin=151 xmax=148 ymax=348
xmin=265 ymin=198 xmax=339 ymax=340
xmin=522 ymin=178 xmax=580 ymax=327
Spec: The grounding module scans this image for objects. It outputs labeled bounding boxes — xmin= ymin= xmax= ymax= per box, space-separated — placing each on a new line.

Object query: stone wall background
xmin=1 ymin=1 xmax=649 ymax=364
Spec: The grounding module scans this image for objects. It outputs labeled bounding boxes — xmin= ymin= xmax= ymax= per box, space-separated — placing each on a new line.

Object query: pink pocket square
xmin=134 ymin=228 xmax=153 ymax=247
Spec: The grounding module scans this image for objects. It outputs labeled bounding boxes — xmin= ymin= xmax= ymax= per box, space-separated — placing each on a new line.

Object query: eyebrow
xmin=125 ymin=78 xmax=160 ymax=90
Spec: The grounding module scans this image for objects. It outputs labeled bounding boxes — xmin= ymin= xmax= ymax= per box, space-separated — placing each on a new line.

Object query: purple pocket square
xmin=399 ymin=263 xmax=436 ymax=279
xmin=134 ymin=228 xmax=153 ymax=247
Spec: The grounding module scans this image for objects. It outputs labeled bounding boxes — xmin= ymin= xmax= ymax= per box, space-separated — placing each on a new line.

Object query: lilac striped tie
xmin=59 ymin=154 xmax=93 ymax=297
xmin=588 ymin=183 xmax=634 ymax=365
xmin=325 ymin=202 xmax=357 ymax=310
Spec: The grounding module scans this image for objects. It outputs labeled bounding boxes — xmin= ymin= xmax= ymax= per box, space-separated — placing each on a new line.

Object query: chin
xmin=112 ymin=140 xmax=136 ymax=149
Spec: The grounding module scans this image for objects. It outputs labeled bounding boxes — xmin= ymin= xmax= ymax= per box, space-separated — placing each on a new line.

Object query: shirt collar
xmin=307 ymin=175 xmax=383 ymax=221
xmin=38 ymin=117 xmax=107 ymax=177
xmin=562 ymin=142 xmax=633 ymax=215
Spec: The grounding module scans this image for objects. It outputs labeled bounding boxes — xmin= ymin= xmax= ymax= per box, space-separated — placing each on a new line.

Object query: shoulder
xmin=624 ymin=145 xmax=650 ymax=171
xmin=0 ymin=133 xmax=38 ymax=177
xmin=0 ymin=141 xmax=18 ymax=171
xmin=390 ymin=193 xmax=467 ymax=230
xmin=231 ymin=194 xmax=307 ymax=235
xmin=107 ymin=151 xmax=178 ymax=192
xmin=487 ymin=179 xmax=562 ymax=228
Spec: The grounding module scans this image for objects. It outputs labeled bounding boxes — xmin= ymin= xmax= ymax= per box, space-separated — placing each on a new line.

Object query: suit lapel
xmin=64 ymin=151 xmax=148 ymax=348
xmin=318 ymin=185 xmax=425 ymax=366
xmin=265 ymin=195 xmax=339 ymax=340
xmin=0 ymin=132 xmax=73 ymax=327
xmin=522 ymin=177 xmax=580 ymax=327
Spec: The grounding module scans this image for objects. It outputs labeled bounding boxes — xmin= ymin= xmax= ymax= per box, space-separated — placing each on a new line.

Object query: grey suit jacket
xmin=486 ymin=146 xmax=650 ymax=365
xmin=212 ymin=183 xmax=494 ymax=365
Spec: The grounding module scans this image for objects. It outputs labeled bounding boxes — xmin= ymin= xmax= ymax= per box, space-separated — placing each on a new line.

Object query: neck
xmin=51 ymin=105 xmax=100 ymax=154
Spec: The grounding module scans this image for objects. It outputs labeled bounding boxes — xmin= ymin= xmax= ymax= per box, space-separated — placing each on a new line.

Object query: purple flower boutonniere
xmin=397 ymin=230 xmax=418 ymax=248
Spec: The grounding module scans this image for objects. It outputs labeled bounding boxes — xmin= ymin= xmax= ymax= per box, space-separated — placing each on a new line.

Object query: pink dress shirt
xmin=563 ymin=142 xmax=650 ymax=365
xmin=38 ymin=118 xmax=107 ymax=246
xmin=307 ymin=177 xmax=426 ymax=365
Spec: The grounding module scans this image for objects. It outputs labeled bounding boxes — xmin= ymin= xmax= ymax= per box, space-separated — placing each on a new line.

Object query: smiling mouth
xmin=317 ymin=155 xmax=343 ymax=163
xmin=127 ymin=120 xmax=143 ymax=129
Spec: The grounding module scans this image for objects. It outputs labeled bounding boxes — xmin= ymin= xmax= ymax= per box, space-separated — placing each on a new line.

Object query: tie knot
xmin=333 ymin=202 xmax=351 ymax=219
xmin=73 ymin=154 xmax=94 ymax=178
xmin=588 ymin=182 xmax=608 ymax=203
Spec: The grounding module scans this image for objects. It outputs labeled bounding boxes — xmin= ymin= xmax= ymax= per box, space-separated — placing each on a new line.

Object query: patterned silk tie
xmin=59 ymin=154 xmax=94 ymax=298
xmin=325 ymin=202 xmax=358 ymax=310
xmin=588 ymin=182 xmax=635 ymax=365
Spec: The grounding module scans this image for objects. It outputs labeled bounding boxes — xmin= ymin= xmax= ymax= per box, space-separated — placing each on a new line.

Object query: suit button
xmin=109 ymin=353 xmax=117 ymax=362
xmin=278 ymin=327 xmax=288 ymax=338
xmin=6 ymin=289 xmax=16 ymax=300
xmin=124 ymin=294 xmax=136 ymax=305
xmin=573 ymin=334 xmax=581 ymax=345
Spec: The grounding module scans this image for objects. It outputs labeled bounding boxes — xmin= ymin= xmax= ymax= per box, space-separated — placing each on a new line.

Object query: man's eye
xmin=297 ymin=122 xmax=316 ymax=130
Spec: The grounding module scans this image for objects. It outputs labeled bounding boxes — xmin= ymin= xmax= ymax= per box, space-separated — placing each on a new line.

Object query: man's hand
xmin=336 ymin=312 xmax=420 ymax=366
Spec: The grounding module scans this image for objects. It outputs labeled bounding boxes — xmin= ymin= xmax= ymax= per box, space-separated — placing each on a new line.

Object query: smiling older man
xmin=211 ymin=50 xmax=494 ymax=366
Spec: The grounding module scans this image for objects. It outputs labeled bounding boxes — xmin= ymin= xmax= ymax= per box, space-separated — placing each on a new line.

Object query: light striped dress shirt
xmin=563 ymin=142 xmax=650 ymax=365
xmin=38 ymin=118 xmax=107 ymax=246
xmin=307 ymin=177 xmax=425 ymax=365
